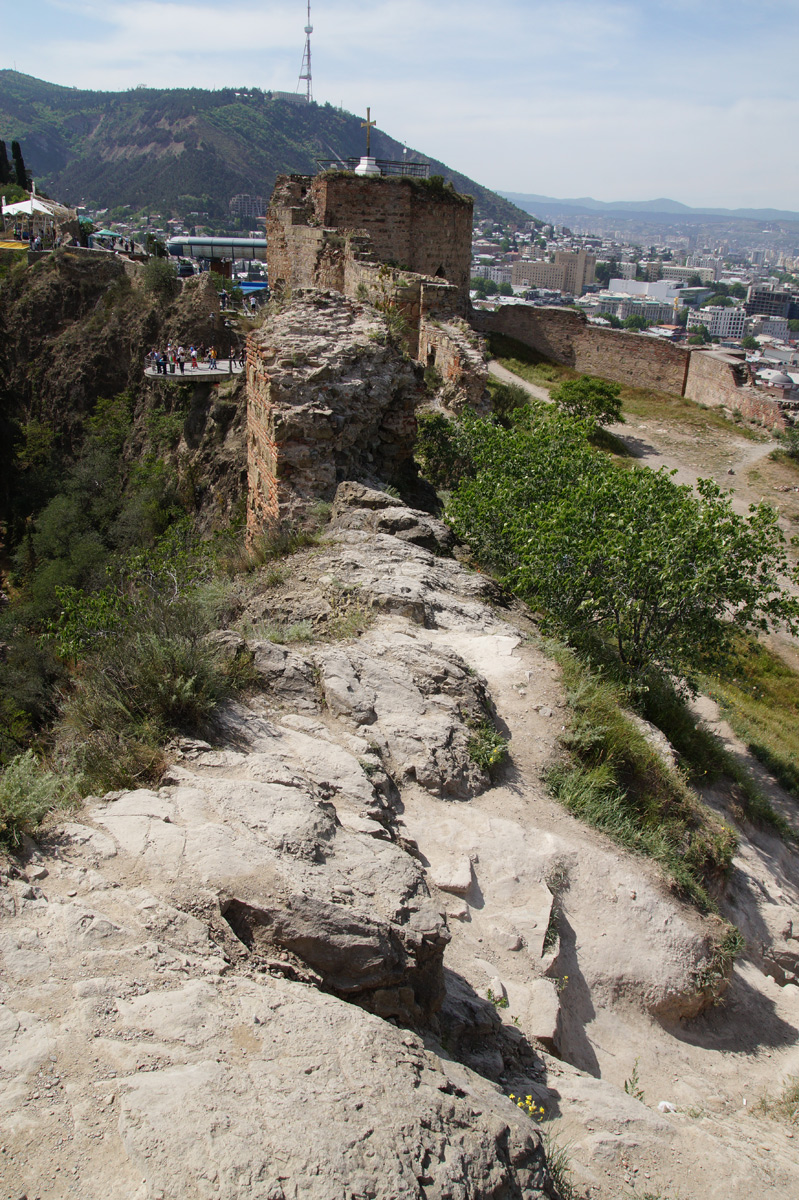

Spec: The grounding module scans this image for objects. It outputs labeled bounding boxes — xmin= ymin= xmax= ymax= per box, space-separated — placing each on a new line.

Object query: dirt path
xmin=488 ymin=359 xmax=552 ymax=402
xmin=606 ymin=416 xmax=781 ymax=518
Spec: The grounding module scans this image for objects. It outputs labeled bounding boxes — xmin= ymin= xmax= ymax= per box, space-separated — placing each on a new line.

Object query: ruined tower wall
xmin=266 ymin=174 xmax=473 ymax=314
xmin=246 ymin=291 xmax=422 ymax=539
xmin=685 ymin=351 xmax=789 ymax=430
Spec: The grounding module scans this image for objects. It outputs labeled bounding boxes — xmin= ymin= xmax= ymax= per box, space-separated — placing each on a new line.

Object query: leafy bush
xmin=442 ymin=408 xmax=799 ymax=679
xmin=415 ymin=411 xmax=471 ymax=490
xmin=467 ymin=719 xmax=509 ymax=773
xmin=0 ymin=751 xmax=78 ymax=847
xmin=488 ymin=379 xmax=529 ymax=426
xmin=142 ymin=256 xmax=179 ymax=300
xmin=550 ymin=376 xmax=623 ymax=427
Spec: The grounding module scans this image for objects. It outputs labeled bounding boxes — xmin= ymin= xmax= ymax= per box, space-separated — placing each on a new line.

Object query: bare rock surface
xmin=3 ymin=486 xmax=799 ymax=1199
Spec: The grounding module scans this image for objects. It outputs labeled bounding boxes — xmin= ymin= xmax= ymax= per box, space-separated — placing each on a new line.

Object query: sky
xmin=3 ymin=0 xmax=799 ymax=210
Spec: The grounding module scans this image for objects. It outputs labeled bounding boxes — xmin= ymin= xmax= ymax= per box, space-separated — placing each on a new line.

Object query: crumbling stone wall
xmin=246 ymin=290 xmax=422 ymax=538
xmin=473 ymin=305 xmax=691 ymax=397
xmin=418 ymin=283 xmax=488 ymax=408
xmin=266 ymin=174 xmax=473 ymax=313
xmin=685 ymin=349 xmax=789 ymax=430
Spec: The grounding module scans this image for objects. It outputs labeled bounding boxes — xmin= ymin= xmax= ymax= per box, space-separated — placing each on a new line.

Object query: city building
xmin=687 ymin=255 xmax=723 ymax=280
xmin=748 ymin=314 xmax=790 ymax=340
xmin=472 ymin=264 xmax=513 ymax=284
xmin=229 ymin=194 xmax=268 ymax=220
xmin=745 ymin=285 xmax=793 ymax=318
xmin=687 ymin=306 xmax=746 ymax=339
xmin=579 ymin=293 xmax=678 ymax=324
xmin=661 ymin=264 xmax=717 ymax=284
xmin=511 ymin=249 xmax=595 ymax=295
xmin=607 ymin=278 xmax=683 ymax=302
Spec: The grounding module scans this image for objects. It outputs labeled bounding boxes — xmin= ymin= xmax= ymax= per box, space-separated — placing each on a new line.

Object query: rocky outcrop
xmin=246 ymin=291 xmax=424 ymax=532
xmin=3 ymin=486 xmax=799 ymax=1199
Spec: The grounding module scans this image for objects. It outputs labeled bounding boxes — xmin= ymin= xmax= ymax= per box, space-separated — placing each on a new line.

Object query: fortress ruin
xmin=246 ymin=171 xmax=795 ymax=539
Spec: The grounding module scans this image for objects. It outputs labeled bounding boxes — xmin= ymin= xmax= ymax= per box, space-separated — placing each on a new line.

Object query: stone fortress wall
xmin=247 ymin=170 xmax=792 ymax=540
xmin=264 ymin=173 xmax=484 ymax=396
xmin=475 ymin=304 xmax=790 ymax=431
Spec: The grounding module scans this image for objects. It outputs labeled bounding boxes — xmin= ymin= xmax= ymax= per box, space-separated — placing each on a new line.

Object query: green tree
xmin=550 ymin=376 xmax=623 ymax=426
xmin=142 ymin=256 xmax=179 ymax=300
xmin=441 ymin=411 xmax=799 ymax=679
xmin=703 ymin=294 xmax=734 ymax=308
xmin=498 ymin=281 xmax=513 ymax=296
xmin=10 ymin=140 xmax=29 ymax=190
xmin=788 ymin=319 xmax=799 ymax=333
xmin=740 ymin=336 xmax=759 ymax=350
xmin=0 ymin=140 xmax=10 ymax=186
xmin=729 ymin=283 xmax=747 ymax=299
xmin=623 ymin=314 xmax=651 ymax=331
xmin=687 ymin=273 xmax=703 ymax=287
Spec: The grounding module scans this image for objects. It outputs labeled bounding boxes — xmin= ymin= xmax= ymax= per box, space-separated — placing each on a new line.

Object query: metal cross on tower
xmin=298 ymin=0 xmax=313 ymax=103
xmin=361 ymin=107 xmax=376 ymax=156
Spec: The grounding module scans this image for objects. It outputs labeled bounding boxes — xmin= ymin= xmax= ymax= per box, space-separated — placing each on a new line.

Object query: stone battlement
xmin=266 ymin=173 xmax=473 ymax=313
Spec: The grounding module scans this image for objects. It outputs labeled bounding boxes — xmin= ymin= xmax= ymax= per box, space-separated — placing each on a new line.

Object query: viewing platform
xmin=145 ymin=360 xmax=244 ymax=381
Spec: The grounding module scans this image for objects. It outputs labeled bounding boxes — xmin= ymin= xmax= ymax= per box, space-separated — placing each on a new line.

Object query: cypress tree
xmin=11 ymin=140 xmax=29 ymax=189
xmin=0 ymin=140 xmax=10 ymax=186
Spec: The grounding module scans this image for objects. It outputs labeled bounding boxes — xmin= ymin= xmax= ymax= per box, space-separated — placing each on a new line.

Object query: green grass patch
xmin=756 ymin=1076 xmax=799 ymax=1125
xmin=620 ymin=384 xmax=765 ymax=441
xmin=487 ymin=332 xmax=576 ymax=390
xmin=55 ymin=592 xmax=246 ymax=794
xmin=700 ymin=636 xmax=799 ymax=803
xmin=545 ymin=645 xmax=737 ymax=911
xmin=566 ymin=635 xmax=796 ymax=841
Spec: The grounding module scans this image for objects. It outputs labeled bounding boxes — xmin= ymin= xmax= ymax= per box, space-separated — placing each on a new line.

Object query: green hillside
xmin=0 ymin=71 xmax=530 ymax=226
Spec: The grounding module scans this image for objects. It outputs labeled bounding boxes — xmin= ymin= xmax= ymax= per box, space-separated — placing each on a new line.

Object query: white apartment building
xmin=580 ymin=294 xmax=677 ymax=323
xmin=687 ymin=255 xmax=723 ymax=280
xmin=748 ymin=314 xmax=790 ymax=340
xmin=661 ymin=264 xmax=717 ymax=284
xmin=472 ymin=264 xmax=513 ymax=284
xmin=608 ymin=278 xmax=683 ymax=302
xmin=687 ymin=306 xmax=746 ymax=339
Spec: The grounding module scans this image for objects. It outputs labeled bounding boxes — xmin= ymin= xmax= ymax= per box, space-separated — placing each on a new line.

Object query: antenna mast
xmin=298 ymin=1 xmax=313 ymax=103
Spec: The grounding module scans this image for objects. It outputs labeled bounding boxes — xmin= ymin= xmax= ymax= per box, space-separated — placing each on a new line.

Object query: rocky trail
xmin=2 ymin=485 xmax=799 ymax=1198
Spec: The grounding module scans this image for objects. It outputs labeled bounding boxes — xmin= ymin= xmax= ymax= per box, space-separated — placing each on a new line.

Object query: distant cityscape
xmin=470 ymin=215 xmax=799 ymax=398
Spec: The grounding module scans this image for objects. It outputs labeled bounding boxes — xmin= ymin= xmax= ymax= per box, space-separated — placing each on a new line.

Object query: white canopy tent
xmin=2 ymin=189 xmax=77 ymax=244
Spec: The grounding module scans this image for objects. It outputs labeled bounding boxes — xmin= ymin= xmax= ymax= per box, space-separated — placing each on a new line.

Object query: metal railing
xmin=315 ymin=158 xmax=430 ymax=178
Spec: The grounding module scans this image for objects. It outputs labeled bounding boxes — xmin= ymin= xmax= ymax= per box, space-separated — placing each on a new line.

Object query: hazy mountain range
xmin=0 ymin=71 xmax=530 ymax=225
xmin=500 ymin=191 xmax=799 ymax=225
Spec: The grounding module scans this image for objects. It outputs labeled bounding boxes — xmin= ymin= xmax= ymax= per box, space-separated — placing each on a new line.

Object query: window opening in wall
xmin=435 ymin=264 xmax=445 ymax=278
xmin=427 ymin=348 xmax=437 ymax=367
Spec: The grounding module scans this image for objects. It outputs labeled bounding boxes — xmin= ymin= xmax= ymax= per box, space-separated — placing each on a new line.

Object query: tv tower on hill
xmin=297 ymin=1 xmax=313 ymax=103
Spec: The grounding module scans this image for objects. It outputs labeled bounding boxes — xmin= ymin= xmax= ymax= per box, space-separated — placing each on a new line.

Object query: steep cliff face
xmin=3 ymin=486 xmax=799 ymax=1200
xmin=0 ymin=252 xmax=245 ymax=540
